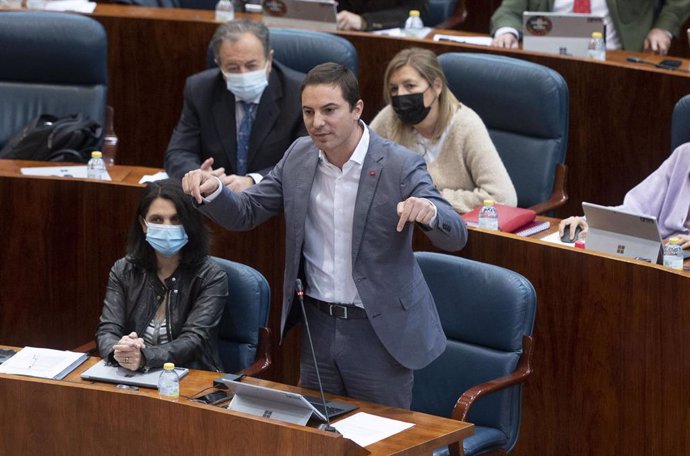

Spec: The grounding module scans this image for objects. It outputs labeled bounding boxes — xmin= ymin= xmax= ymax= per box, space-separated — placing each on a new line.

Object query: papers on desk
xmin=374 ymin=27 xmax=432 ymax=39
xmin=0 ymin=347 xmax=88 ymax=380
xmin=540 ymin=231 xmax=574 ymax=245
xmin=332 ymin=412 xmax=414 ymax=447
xmin=20 ymin=165 xmax=112 ymax=181
xmin=139 ymin=171 xmax=169 ymax=184
xmin=45 ymin=0 xmax=97 ymax=13
xmin=432 ymin=33 xmax=493 ymax=46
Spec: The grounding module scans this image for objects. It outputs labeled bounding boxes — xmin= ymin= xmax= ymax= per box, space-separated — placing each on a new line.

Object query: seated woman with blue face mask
xmin=370 ymin=47 xmax=517 ymax=214
xmin=96 ymin=179 xmax=227 ymax=372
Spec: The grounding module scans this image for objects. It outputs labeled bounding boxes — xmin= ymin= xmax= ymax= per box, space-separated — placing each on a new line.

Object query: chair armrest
xmin=239 ymin=327 xmax=272 ymax=378
xmin=452 ymin=336 xmax=534 ymax=422
xmin=528 ymin=163 xmax=568 ymax=215
xmin=74 ymin=340 xmax=97 ymax=354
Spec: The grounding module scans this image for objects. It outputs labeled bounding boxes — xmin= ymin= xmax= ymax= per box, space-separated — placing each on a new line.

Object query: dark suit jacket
xmin=165 ymin=62 xmax=306 ymax=179
xmin=200 ymin=130 xmax=468 ymax=370
xmin=337 ymin=0 xmax=428 ymax=30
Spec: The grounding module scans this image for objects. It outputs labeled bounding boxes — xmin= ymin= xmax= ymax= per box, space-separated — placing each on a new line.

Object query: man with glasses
xmin=165 ymin=20 xmax=306 ymax=191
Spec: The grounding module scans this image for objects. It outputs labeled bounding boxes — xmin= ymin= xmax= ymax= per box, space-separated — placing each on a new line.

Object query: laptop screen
xmin=522 ymin=12 xmax=605 ymax=57
xmin=582 ymin=202 xmax=663 ymax=264
xmin=262 ymin=0 xmax=338 ymax=32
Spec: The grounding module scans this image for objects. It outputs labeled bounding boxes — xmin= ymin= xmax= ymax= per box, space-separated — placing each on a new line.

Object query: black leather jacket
xmin=96 ymin=256 xmax=227 ymax=371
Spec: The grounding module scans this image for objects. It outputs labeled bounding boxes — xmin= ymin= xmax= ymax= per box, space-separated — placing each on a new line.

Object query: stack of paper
xmin=0 ymin=347 xmax=88 ymax=380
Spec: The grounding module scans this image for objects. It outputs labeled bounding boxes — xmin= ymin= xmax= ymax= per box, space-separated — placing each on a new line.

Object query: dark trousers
xmin=299 ymin=302 xmax=413 ymax=409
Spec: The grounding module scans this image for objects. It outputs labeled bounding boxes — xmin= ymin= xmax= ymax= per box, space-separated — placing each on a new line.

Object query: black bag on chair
xmin=0 ymin=114 xmax=102 ymax=163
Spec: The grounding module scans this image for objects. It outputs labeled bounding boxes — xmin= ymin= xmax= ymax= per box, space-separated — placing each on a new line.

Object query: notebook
xmin=262 ymin=0 xmax=338 ymax=32
xmin=81 ymin=360 xmax=189 ymax=389
xmin=462 ymin=204 xmax=536 ymax=233
xmin=224 ymin=380 xmax=358 ymax=426
xmin=0 ymin=347 xmax=87 ymax=380
xmin=522 ymin=12 xmax=606 ymax=57
xmin=581 ymin=202 xmax=664 ymax=264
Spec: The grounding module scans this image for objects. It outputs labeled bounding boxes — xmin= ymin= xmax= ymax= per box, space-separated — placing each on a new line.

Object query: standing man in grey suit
xmin=183 ymin=63 xmax=467 ymax=408
xmin=165 ymin=20 xmax=306 ymax=192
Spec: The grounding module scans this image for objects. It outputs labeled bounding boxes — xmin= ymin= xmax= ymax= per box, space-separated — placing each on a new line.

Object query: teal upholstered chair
xmin=413 ymin=252 xmax=536 ymax=456
xmin=211 ymin=257 xmax=271 ymax=376
xmin=438 ymin=52 xmax=569 ymax=214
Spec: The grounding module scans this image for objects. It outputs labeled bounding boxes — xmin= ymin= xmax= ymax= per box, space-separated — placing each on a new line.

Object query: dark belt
xmin=305 ymin=296 xmax=368 ymax=320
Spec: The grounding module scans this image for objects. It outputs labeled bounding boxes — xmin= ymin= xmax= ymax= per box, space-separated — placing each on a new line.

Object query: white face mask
xmin=223 ymin=66 xmax=269 ymax=102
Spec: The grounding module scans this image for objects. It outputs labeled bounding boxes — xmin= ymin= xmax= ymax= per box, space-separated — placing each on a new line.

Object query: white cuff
xmin=248 ymin=172 xmax=263 ymax=184
xmin=202 ymin=176 xmax=224 ymax=204
xmin=494 ymin=26 xmax=520 ymax=39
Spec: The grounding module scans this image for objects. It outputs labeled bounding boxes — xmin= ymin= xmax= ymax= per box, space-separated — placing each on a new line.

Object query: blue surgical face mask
xmin=223 ymin=66 xmax=269 ymax=102
xmin=145 ymin=222 xmax=189 ymax=257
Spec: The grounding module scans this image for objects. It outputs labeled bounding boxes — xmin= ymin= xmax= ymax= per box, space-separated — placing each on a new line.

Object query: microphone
xmin=295 ymin=279 xmax=339 ymax=433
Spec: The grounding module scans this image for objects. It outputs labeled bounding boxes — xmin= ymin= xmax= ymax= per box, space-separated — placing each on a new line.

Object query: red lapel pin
xmin=369 ymin=170 xmax=376 ymax=176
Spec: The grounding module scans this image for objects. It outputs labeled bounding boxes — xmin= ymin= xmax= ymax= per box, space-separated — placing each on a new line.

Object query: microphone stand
xmin=295 ymin=279 xmax=339 ymax=433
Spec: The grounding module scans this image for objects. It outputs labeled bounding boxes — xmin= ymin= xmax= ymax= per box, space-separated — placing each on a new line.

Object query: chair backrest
xmin=438 ymin=52 xmax=569 ymax=209
xmin=423 ymin=0 xmax=457 ymax=26
xmin=0 ymin=12 xmax=108 ymax=149
xmin=412 ymin=251 xmax=536 ymax=454
xmin=671 ymin=94 xmax=690 ymax=150
xmin=211 ymin=257 xmax=270 ymax=373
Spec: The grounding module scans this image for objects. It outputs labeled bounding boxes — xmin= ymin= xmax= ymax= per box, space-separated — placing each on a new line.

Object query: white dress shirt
xmin=303 ymin=125 xmax=370 ymax=306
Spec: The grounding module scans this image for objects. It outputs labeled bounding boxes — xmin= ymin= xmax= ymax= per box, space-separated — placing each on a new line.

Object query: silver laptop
xmin=523 ymin=12 xmax=605 ymax=57
xmin=262 ymin=0 xmax=337 ymax=32
xmin=224 ymin=380 xmax=357 ymax=426
xmin=81 ymin=360 xmax=189 ymax=389
xmin=582 ymin=202 xmax=663 ymax=264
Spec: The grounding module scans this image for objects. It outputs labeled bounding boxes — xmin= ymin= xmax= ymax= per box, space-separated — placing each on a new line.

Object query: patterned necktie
xmin=573 ymin=0 xmax=591 ymax=13
xmin=236 ymin=102 xmax=256 ymax=176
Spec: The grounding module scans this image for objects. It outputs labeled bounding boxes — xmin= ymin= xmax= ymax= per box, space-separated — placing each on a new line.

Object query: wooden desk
xmin=5 ymin=162 xmax=690 ymax=455
xmin=67 ymin=4 xmax=690 ymax=219
xmin=0 ymin=354 xmax=472 ymax=455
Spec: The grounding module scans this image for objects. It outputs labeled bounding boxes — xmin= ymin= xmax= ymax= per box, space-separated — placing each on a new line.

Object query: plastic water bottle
xmin=87 ymin=151 xmax=107 ymax=180
xmin=158 ymin=362 xmax=180 ymax=399
xmin=403 ymin=10 xmax=424 ymax=37
xmin=215 ymin=0 xmax=235 ymax=22
xmin=587 ymin=32 xmax=606 ymax=61
xmin=663 ymin=237 xmax=684 ymax=270
xmin=478 ymin=199 xmax=499 ymax=230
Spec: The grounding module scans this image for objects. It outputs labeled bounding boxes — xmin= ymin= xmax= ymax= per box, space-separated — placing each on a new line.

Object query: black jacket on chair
xmin=96 ymin=256 xmax=227 ymax=372
xmin=337 ymin=0 xmax=428 ymax=30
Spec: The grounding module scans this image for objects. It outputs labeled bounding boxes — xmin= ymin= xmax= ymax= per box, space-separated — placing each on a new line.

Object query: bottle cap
xmin=575 ymin=240 xmax=586 ymax=249
xmin=409 ymin=9 xmax=420 ymax=16
xmin=483 ymin=199 xmax=494 ymax=206
xmin=669 ymin=237 xmax=681 ymax=244
xmin=91 ymin=151 xmax=103 ymax=158
xmin=163 ymin=362 xmax=175 ymax=371
xmin=592 ymin=32 xmax=603 ymax=39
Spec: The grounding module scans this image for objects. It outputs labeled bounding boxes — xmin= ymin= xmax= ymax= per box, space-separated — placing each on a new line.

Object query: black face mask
xmin=391 ymin=91 xmax=431 ymax=125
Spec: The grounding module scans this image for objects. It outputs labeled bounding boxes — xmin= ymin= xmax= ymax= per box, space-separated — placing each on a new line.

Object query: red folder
xmin=462 ymin=204 xmax=536 ymax=233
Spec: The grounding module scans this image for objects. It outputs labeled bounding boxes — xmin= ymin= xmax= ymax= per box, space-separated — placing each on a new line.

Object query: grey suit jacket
xmin=165 ymin=62 xmax=307 ymax=179
xmin=490 ymin=0 xmax=690 ymax=51
xmin=200 ymin=130 xmax=467 ymax=370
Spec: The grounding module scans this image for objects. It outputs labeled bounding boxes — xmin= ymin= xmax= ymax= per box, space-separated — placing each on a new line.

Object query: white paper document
xmin=540 ymin=231 xmax=574 ymax=246
xmin=432 ymin=33 xmax=493 ymax=46
xmin=0 ymin=347 xmax=88 ymax=380
xmin=332 ymin=412 xmax=414 ymax=447
xmin=139 ymin=171 xmax=169 ymax=184
xmin=45 ymin=0 xmax=97 ymax=13
xmin=20 ymin=165 xmax=111 ymax=181
xmin=374 ymin=27 xmax=432 ymax=39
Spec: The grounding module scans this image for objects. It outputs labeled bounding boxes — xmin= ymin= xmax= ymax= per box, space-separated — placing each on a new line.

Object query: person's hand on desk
xmin=558 ymin=216 xmax=588 ymax=242
xmin=643 ymin=28 xmax=672 ymax=56
xmin=113 ymin=332 xmax=145 ymax=371
xmin=337 ymin=10 xmax=365 ymax=31
xmin=491 ymin=33 xmax=519 ymax=49
xmin=673 ymin=234 xmax=690 ymax=249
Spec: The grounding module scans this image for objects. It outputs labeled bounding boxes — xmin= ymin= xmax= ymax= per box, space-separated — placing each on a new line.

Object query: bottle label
xmin=663 ymin=255 xmax=683 ymax=270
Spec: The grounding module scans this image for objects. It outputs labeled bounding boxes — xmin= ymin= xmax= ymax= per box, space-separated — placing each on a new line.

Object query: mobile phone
xmin=658 ymin=59 xmax=682 ymax=69
xmin=195 ymin=390 xmax=231 ymax=405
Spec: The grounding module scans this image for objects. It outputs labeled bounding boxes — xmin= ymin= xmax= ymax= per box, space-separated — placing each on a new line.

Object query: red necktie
xmin=573 ymin=0 xmax=591 ymax=13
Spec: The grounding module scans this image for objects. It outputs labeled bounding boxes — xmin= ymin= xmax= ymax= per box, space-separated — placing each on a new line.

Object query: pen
xmin=28 ymin=354 xmax=39 ymax=369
